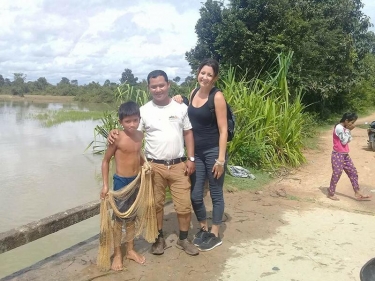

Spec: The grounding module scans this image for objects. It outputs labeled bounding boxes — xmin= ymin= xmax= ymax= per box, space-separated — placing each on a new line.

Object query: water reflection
xmin=0 ymin=100 xmax=106 ymax=278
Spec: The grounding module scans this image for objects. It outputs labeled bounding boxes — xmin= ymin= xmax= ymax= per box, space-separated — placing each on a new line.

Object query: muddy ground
xmin=4 ymin=113 xmax=375 ymax=281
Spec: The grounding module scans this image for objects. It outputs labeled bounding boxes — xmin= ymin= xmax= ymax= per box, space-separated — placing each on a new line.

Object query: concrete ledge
xmin=2 ymin=234 xmax=100 ymax=281
xmin=0 ymin=200 xmax=100 ymax=254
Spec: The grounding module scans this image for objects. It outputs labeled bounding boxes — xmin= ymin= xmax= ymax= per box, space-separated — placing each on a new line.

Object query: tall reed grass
xmin=219 ymin=52 xmax=306 ymax=169
xmin=86 ymin=84 xmax=149 ymax=154
xmin=89 ymin=52 xmax=306 ymax=170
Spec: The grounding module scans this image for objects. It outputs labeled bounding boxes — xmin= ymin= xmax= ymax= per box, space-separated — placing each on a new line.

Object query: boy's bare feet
xmin=111 ymin=253 xmax=123 ymax=271
xmin=126 ymin=250 xmax=146 ymax=264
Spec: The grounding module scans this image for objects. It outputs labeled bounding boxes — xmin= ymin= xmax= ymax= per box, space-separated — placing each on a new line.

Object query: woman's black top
xmin=188 ymin=98 xmax=219 ymax=152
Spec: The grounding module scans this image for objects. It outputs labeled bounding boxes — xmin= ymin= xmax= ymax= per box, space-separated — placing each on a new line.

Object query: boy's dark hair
xmin=197 ymin=58 xmax=219 ymax=77
xmin=147 ymin=70 xmax=168 ymax=84
xmin=118 ymin=101 xmax=140 ymax=121
xmin=340 ymin=112 xmax=358 ymax=123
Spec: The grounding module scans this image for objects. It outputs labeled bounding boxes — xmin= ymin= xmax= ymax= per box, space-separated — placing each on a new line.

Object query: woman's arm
xmin=211 ymin=91 xmax=227 ymax=179
xmin=213 ymin=91 xmax=228 ymax=162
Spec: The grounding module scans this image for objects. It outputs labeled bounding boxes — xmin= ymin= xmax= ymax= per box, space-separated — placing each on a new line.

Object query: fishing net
xmin=97 ymin=159 xmax=158 ymax=271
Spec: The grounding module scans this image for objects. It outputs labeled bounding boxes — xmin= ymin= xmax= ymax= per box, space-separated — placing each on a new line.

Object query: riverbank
xmin=0 ymin=94 xmax=74 ymax=103
xmin=3 ymin=112 xmax=375 ymax=281
xmin=4 ymin=192 xmax=375 ymax=281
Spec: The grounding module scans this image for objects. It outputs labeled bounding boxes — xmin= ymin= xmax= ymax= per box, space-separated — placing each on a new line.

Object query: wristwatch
xmin=188 ymin=156 xmax=195 ymax=162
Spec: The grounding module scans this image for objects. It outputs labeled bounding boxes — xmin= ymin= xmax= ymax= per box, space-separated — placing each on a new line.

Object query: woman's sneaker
xmin=193 ymin=228 xmax=209 ymax=246
xmin=198 ymin=233 xmax=222 ymax=251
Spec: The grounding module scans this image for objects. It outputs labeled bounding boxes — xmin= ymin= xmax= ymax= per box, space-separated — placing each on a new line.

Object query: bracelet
xmin=215 ymin=159 xmax=225 ymax=166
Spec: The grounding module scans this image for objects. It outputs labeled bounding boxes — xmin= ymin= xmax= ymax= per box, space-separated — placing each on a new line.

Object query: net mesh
xmin=97 ymin=159 xmax=158 ymax=271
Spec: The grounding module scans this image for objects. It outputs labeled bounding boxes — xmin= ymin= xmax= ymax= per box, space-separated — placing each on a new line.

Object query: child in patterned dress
xmin=328 ymin=112 xmax=371 ymax=201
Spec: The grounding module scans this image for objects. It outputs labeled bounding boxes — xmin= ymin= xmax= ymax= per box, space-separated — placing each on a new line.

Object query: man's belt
xmin=147 ymin=157 xmax=186 ymax=165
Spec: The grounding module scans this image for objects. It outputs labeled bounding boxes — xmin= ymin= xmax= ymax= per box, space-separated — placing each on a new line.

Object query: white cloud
xmin=362 ymin=0 xmax=375 ymax=31
xmin=1 ymin=0 xmax=374 ymax=86
xmin=0 ymin=0 xmax=202 ymax=85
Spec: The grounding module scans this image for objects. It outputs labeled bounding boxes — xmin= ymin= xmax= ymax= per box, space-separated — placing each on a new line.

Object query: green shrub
xmin=220 ymin=52 xmax=306 ymax=169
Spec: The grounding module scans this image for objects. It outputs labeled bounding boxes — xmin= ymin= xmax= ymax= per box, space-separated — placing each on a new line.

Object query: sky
xmin=0 ymin=0 xmax=374 ymax=86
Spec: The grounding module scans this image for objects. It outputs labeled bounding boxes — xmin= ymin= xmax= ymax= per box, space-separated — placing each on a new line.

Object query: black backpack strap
xmin=207 ymin=87 xmax=220 ymax=123
xmin=190 ymin=88 xmax=200 ymax=104
xmin=208 ymin=87 xmax=220 ymax=112
xmin=182 ymin=96 xmax=189 ymax=106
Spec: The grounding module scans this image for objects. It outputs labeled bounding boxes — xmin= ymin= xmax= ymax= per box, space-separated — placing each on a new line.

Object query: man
xmin=108 ymin=70 xmax=198 ymax=256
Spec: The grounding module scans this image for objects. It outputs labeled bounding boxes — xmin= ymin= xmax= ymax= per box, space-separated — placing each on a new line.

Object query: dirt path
xmin=6 ymin=113 xmax=375 ymax=281
xmin=276 ymin=112 xmax=375 ymax=211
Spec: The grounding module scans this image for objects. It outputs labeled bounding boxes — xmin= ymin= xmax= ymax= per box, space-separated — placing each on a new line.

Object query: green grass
xmin=166 ymin=187 xmax=172 ymax=202
xmin=302 ymin=134 xmax=320 ymax=150
xmin=286 ymin=195 xmax=300 ymax=201
xmin=224 ymin=169 xmax=273 ymax=192
xmin=164 ymin=169 xmax=272 ymax=203
xmin=34 ymin=110 xmax=103 ymax=127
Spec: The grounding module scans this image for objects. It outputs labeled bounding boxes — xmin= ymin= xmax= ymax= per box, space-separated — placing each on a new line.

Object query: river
xmin=0 ymin=99 xmax=108 ymax=278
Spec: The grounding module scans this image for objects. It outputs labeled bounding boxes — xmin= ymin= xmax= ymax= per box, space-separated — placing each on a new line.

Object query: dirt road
xmin=6 ymin=113 xmax=375 ymax=281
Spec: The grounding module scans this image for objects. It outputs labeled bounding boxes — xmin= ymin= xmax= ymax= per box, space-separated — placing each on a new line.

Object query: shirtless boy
xmin=100 ymin=101 xmax=145 ymax=270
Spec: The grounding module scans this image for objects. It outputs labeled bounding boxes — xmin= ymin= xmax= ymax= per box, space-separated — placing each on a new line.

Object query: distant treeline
xmin=0 ymin=69 xmax=196 ymax=103
xmin=2 ymin=0 xmax=375 ymax=118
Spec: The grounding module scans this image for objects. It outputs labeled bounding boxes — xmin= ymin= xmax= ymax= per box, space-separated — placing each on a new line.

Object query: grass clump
xmin=220 ymin=52 xmax=306 ymax=169
xmin=224 ymin=170 xmax=273 ymax=192
xmin=86 ymin=84 xmax=150 ymax=154
xmin=34 ymin=110 xmax=103 ymax=127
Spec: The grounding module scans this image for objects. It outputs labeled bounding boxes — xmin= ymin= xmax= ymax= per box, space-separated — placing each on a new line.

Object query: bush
xmin=220 ymin=52 xmax=306 ymax=169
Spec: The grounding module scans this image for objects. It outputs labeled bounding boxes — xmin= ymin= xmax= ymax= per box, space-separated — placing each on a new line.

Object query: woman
xmin=175 ymin=58 xmax=228 ymax=251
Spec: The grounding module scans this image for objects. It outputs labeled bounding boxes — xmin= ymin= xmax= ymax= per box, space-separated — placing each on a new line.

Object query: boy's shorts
xmin=112 ymin=174 xmax=138 ymax=222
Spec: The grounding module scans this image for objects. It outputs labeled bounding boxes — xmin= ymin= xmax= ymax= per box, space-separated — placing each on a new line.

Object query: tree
xmin=13 ymin=73 xmax=26 ymax=84
xmin=59 ymin=77 xmax=70 ymax=85
xmin=187 ymin=0 xmax=375 ymax=114
xmin=180 ymin=75 xmax=196 ymax=88
xmin=0 ymin=75 xmax=4 ymax=87
xmin=184 ymin=76 xmax=195 ymax=84
xmin=71 ymin=80 xmax=78 ymax=86
xmin=186 ymin=0 xmax=223 ymax=72
xmin=35 ymin=77 xmax=49 ymax=91
xmin=103 ymin=79 xmax=111 ymax=87
xmin=120 ymin=68 xmax=138 ymax=86
xmin=173 ymin=76 xmax=181 ymax=83
xmin=12 ymin=73 xmax=27 ymax=96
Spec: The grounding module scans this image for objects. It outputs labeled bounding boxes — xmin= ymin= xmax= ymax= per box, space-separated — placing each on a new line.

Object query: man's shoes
xmin=198 ymin=233 xmax=222 ymax=251
xmin=176 ymin=239 xmax=199 ymax=256
xmin=151 ymin=237 xmax=167 ymax=255
xmin=193 ymin=227 xmax=210 ymax=246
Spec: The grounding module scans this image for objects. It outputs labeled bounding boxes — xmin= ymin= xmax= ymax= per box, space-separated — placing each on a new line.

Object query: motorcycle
xmin=360 ymin=257 xmax=375 ymax=281
xmin=367 ymin=121 xmax=375 ymax=151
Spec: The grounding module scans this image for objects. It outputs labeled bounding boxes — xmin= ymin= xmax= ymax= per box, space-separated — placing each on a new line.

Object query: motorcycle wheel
xmin=372 ymin=141 xmax=375 ymax=151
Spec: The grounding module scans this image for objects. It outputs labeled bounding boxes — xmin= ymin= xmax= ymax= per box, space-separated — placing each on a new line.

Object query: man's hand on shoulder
xmin=172 ymin=95 xmax=189 ymax=106
xmin=108 ymin=129 xmax=119 ymax=144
